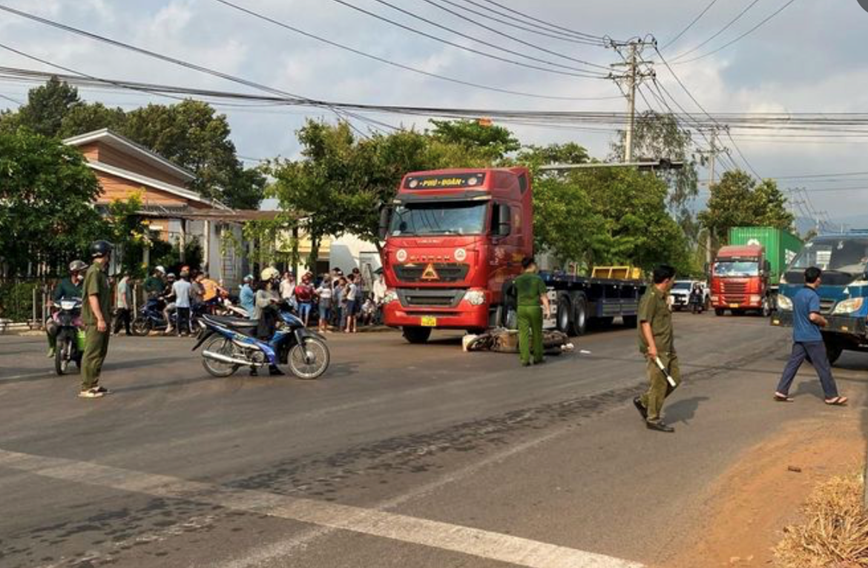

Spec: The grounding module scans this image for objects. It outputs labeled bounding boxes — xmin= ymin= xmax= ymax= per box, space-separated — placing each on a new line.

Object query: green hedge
xmin=0 ymin=281 xmax=45 ymax=322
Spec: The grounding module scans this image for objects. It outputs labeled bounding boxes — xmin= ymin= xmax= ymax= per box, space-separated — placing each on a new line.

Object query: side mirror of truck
xmin=377 ymin=206 xmax=391 ymax=241
xmin=497 ymin=204 xmax=511 ymax=237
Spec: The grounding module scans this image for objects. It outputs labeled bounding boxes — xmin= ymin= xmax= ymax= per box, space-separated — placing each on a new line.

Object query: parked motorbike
xmin=193 ymin=302 xmax=330 ymax=380
xmin=131 ymin=296 xmax=206 ymax=336
xmin=53 ymin=298 xmax=84 ymax=375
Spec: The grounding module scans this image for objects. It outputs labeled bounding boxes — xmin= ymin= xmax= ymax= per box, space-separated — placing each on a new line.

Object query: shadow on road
xmin=665 ymin=396 xmax=709 ymax=425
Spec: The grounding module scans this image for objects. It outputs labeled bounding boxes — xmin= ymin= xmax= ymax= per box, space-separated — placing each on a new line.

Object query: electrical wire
xmin=660 ymin=0 xmax=719 ymax=50
xmin=0 ymin=92 xmax=22 ymax=105
xmin=328 ymin=0 xmax=609 ymax=77
xmin=674 ymin=0 xmax=798 ymax=64
xmin=475 ymin=0 xmax=610 ymax=42
xmin=414 ymin=0 xmax=611 ymax=69
xmin=211 ymin=0 xmax=613 ymax=101
xmin=669 ymin=0 xmax=762 ymax=62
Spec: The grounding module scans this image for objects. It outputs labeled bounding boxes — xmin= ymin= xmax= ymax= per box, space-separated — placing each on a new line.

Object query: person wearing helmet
xmin=143 ymin=266 xmax=166 ymax=299
xmin=80 ymin=240 xmax=113 ymax=399
xmin=251 ymin=268 xmax=284 ymax=376
xmin=162 ymin=273 xmax=178 ymax=334
xmin=239 ymin=274 xmax=256 ymax=319
xmin=46 ymin=259 xmax=87 ymax=358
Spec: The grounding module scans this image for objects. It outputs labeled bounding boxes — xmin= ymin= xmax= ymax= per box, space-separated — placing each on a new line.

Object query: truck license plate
xmin=729 ymin=303 xmax=740 ymax=308
xmin=420 ymin=316 xmax=437 ymax=327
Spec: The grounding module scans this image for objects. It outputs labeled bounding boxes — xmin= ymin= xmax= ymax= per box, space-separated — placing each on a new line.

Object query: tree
xmin=57 ymin=102 xmax=127 ymax=139
xmin=0 ymin=131 xmax=106 ymax=276
xmin=123 ymin=100 xmax=264 ymax=209
xmin=430 ymin=119 xmax=520 ymax=162
xmin=105 ymin=193 xmax=152 ymax=278
xmin=698 ymin=170 xmax=795 ymax=245
xmin=14 ymin=77 xmax=82 ymax=137
xmin=611 ymin=111 xmax=700 ymax=238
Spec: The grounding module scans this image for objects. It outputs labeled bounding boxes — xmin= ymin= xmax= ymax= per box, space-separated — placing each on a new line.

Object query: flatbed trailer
xmin=515 ymin=272 xmax=647 ymax=336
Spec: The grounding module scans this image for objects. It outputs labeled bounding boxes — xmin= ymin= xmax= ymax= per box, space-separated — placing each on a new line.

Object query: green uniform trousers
xmin=81 ymin=325 xmax=110 ymax=391
xmin=639 ymin=352 xmax=682 ymax=422
xmin=517 ymin=305 xmax=543 ymax=365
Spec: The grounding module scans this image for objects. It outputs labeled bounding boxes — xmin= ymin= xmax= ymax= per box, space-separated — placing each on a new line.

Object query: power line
xmin=674 ymin=0 xmax=798 ymax=64
xmin=660 ymin=0 xmax=719 ymax=51
xmin=414 ymin=0 xmax=611 ymax=69
xmin=773 ymin=170 xmax=868 ymax=180
xmin=0 ymin=92 xmax=22 ymax=105
xmin=210 ymin=0 xmax=611 ymax=101
xmin=475 ymin=0 xmax=610 ymax=42
xmin=328 ymin=0 xmax=609 ymax=77
xmin=669 ymin=0 xmax=761 ymax=62
xmin=423 ymin=0 xmax=604 ymax=46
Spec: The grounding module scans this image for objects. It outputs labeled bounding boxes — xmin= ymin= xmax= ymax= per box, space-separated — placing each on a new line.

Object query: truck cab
xmin=380 ymin=168 xmax=533 ymax=343
xmin=773 ymin=232 xmax=868 ymax=364
xmin=710 ymin=245 xmax=772 ymax=316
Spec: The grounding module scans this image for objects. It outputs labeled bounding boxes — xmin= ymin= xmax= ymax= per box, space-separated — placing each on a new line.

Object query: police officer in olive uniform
xmin=634 ymin=264 xmax=682 ymax=432
xmin=79 ymin=240 xmax=113 ymax=399
xmin=514 ymin=256 xmax=551 ymax=366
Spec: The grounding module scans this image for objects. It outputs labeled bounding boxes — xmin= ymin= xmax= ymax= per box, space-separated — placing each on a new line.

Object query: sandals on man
xmin=773 ymin=393 xmax=794 ymax=402
xmin=824 ymin=396 xmax=848 ymax=406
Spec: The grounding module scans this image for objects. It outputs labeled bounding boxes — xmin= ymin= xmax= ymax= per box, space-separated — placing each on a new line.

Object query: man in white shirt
xmin=372 ymin=271 xmax=387 ymax=325
xmin=280 ymin=271 xmax=296 ymax=303
xmin=173 ymin=270 xmax=193 ymax=336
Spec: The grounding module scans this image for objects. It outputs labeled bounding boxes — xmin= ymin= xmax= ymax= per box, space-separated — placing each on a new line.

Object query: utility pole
xmin=608 ymin=39 xmax=655 ymax=163
xmin=697 ymin=127 xmax=725 ymax=265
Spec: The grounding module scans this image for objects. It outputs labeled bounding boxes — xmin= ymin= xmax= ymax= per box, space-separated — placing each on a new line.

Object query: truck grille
xmin=721 ymin=282 xmax=748 ymax=303
xmin=398 ymin=289 xmax=465 ymax=308
xmin=394 ymin=263 xmax=469 ymax=283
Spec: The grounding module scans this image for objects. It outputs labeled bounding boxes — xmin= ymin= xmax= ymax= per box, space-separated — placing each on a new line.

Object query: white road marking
xmin=0 ymin=448 xmax=642 ymax=568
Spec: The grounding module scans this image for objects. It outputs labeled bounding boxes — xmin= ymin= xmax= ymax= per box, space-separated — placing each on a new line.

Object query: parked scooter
xmin=53 ymin=298 xmax=84 ymax=375
xmin=193 ymin=302 xmax=330 ymax=380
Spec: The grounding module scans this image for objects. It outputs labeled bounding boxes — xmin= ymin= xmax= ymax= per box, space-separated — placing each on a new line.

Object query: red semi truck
xmin=378 ymin=167 xmax=646 ymax=343
xmin=709 ymin=245 xmax=772 ymax=316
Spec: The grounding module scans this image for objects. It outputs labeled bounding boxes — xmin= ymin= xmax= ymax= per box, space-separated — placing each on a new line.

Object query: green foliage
xmin=57 ymin=102 xmax=127 ymax=139
xmin=105 ymin=193 xmax=151 ymax=278
xmin=430 ymin=119 xmax=520 ymax=161
xmin=0 ymin=130 xmax=106 ymax=276
xmin=151 ymin=237 xmax=204 ymax=275
xmin=0 ymin=281 xmax=42 ymax=322
xmin=15 ymin=77 xmax=81 ymax=137
xmin=698 ymin=170 xmax=795 ymax=245
xmin=516 ymin=143 xmax=589 ymax=168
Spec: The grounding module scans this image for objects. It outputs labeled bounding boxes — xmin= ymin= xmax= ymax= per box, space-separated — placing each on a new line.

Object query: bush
xmin=0 ymin=281 xmax=45 ymax=322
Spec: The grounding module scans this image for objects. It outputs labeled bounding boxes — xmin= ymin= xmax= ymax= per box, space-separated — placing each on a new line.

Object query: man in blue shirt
xmin=239 ymin=275 xmax=256 ymax=319
xmin=775 ymin=267 xmax=847 ymax=405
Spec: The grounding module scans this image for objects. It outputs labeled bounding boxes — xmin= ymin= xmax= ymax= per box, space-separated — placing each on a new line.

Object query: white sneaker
xmin=78 ymin=388 xmax=105 ymax=399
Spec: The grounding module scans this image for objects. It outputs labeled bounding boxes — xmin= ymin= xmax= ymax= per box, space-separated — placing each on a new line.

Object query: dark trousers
xmin=176 ymin=307 xmax=191 ymax=336
xmin=776 ymin=341 xmax=839 ymax=399
xmin=113 ymin=308 xmax=131 ymax=335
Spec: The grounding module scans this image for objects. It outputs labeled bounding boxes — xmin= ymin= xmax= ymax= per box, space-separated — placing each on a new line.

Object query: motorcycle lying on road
xmin=52 ymin=298 xmax=84 ymax=375
xmin=192 ymin=302 xmax=330 ymax=380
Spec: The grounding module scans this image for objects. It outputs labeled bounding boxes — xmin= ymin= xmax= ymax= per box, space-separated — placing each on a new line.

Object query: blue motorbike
xmin=192 ymin=303 xmax=330 ymax=380
xmin=132 ymin=296 xmax=206 ymax=336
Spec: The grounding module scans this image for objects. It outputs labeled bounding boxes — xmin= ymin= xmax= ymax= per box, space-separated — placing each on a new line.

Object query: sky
xmin=1 ymin=0 xmax=868 ymax=224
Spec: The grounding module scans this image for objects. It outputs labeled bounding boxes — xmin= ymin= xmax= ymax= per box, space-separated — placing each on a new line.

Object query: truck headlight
xmin=777 ymin=295 xmax=793 ymax=311
xmin=749 ymin=295 xmax=762 ymax=304
xmin=464 ymin=290 xmax=486 ymax=306
xmin=384 ymin=290 xmax=399 ymax=304
xmin=832 ymin=298 xmax=863 ymax=315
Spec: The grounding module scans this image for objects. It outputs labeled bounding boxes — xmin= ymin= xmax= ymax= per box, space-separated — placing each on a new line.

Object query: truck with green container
xmin=710 ymin=227 xmax=802 ymax=316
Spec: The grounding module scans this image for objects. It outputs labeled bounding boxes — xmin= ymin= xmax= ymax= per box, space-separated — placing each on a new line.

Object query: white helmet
xmin=260 ymin=267 xmax=280 ymax=281
xmin=155 ymin=265 xmax=166 ymax=275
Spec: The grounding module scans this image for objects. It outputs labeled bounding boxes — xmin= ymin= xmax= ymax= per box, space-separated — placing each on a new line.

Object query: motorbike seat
xmin=204 ymin=315 xmax=258 ymax=329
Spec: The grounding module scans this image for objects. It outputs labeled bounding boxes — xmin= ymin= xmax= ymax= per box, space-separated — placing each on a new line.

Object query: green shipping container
xmin=728 ymin=227 xmax=803 ymax=285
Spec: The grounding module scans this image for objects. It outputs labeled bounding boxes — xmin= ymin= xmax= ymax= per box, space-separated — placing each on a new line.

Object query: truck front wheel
xmin=556 ymin=293 xmax=572 ymax=335
xmin=714 ymin=308 xmax=725 ymax=316
xmin=825 ymin=339 xmax=844 ymax=366
xmin=403 ymin=326 xmax=432 ymax=344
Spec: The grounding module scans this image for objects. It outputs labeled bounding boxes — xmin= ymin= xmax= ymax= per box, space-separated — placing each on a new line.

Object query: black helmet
xmin=68 ymin=260 xmax=88 ymax=273
xmin=90 ymin=240 xmax=113 ymax=258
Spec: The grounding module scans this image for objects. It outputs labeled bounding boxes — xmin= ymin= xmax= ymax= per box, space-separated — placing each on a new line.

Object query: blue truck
xmin=772 ymin=231 xmax=868 ymax=364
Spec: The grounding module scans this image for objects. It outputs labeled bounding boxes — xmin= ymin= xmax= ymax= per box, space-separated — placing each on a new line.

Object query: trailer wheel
xmin=556 ymin=292 xmax=572 ymax=335
xmin=571 ymin=294 xmax=589 ymax=336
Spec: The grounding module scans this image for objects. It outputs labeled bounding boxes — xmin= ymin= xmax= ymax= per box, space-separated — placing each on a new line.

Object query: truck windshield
xmin=790 ymin=237 xmax=868 ymax=275
xmin=714 ymin=261 xmax=759 ymax=277
xmin=389 ymin=202 xmax=488 ymax=236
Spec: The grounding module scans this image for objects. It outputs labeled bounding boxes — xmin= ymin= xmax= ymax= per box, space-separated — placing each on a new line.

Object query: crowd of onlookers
xmin=240 ymin=266 xmax=388 ymax=334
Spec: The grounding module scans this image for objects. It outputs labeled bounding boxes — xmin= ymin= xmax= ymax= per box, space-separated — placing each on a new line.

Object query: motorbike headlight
xmin=384 ymin=290 xmax=399 ymax=304
xmin=832 ymin=297 xmax=863 ymax=315
xmin=776 ymin=295 xmax=793 ymax=311
xmin=464 ymin=290 xmax=486 ymax=306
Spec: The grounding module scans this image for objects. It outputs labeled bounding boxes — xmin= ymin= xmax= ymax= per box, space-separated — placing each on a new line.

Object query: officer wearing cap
xmin=79 ymin=240 xmax=113 ymax=399
xmin=514 ymin=256 xmax=551 ymax=367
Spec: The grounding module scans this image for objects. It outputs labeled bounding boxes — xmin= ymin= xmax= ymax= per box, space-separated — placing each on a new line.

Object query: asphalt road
xmin=0 ymin=313 xmax=865 ymax=568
